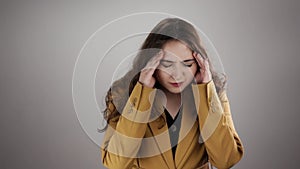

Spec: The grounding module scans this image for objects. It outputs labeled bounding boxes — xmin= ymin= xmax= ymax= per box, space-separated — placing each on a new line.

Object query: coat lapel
xmin=146 ymin=87 xmax=199 ymax=169
xmin=148 ymin=114 xmax=175 ymax=169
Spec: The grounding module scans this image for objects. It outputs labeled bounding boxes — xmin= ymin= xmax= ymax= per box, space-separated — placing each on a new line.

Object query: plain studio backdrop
xmin=1 ymin=0 xmax=299 ymax=169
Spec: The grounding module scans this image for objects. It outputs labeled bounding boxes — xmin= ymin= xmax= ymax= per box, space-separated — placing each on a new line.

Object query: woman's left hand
xmin=193 ymin=52 xmax=212 ymax=84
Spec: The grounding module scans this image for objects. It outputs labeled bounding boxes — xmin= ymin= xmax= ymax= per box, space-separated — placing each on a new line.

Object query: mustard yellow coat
xmin=101 ymin=81 xmax=244 ymax=169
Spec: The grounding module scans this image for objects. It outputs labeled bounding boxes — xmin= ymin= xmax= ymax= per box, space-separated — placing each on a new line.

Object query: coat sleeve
xmin=192 ymin=81 xmax=244 ymax=169
xmin=101 ymin=82 xmax=156 ymax=169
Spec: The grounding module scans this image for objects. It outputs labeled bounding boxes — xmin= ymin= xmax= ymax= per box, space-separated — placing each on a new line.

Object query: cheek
xmin=184 ymin=65 xmax=197 ymax=82
xmin=155 ymin=70 xmax=169 ymax=82
xmin=189 ymin=64 xmax=198 ymax=76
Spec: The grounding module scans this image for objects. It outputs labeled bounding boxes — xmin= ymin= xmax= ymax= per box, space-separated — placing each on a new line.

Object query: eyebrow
xmin=161 ymin=59 xmax=195 ymax=63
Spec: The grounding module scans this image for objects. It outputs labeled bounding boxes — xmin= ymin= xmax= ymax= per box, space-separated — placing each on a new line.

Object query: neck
xmin=164 ymin=91 xmax=182 ymax=119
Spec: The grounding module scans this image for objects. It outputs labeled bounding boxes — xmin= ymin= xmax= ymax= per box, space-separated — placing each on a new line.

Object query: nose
xmin=170 ymin=64 xmax=184 ymax=81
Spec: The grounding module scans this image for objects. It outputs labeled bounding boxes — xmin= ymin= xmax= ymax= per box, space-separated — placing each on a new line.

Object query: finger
xmin=193 ymin=52 xmax=202 ymax=63
xmin=193 ymin=52 xmax=204 ymax=68
xmin=154 ymin=50 xmax=164 ymax=59
xmin=145 ymin=58 xmax=161 ymax=70
xmin=154 ymin=50 xmax=164 ymax=62
xmin=146 ymin=56 xmax=161 ymax=69
xmin=192 ymin=51 xmax=199 ymax=64
xmin=147 ymin=50 xmax=164 ymax=66
xmin=203 ymin=58 xmax=210 ymax=70
xmin=198 ymin=54 xmax=205 ymax=68
xmin=142 ymin=57 xmax=162 ymax=75
xmin=147 ymin=51 xmax=163 ymax=65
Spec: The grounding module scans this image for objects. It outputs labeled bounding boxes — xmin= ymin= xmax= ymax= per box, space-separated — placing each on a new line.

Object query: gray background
xmin=1 ymin=0 xmax=299 ymax=169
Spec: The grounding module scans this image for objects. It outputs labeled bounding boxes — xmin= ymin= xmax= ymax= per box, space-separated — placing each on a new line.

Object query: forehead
xmin=162 ymin=40 xmax=193 ymax=61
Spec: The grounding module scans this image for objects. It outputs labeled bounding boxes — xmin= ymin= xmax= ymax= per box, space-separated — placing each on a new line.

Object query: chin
xmin=167 ymin=86 xmax=186 ymax=94
xmin=168 ymin=90 xmax=181 ymax=94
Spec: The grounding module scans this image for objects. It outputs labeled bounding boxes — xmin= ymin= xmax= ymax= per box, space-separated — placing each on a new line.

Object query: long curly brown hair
xmin=100 ymin=18 xmax=227 ymax=131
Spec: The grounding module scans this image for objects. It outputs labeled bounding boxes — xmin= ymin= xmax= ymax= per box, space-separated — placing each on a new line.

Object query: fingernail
xmin=160 ymin=51 xmax=164 ymax=56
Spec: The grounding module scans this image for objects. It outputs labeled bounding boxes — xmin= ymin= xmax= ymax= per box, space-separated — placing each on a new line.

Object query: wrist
xmin=138 ymin=81 xmax=154 ymax=88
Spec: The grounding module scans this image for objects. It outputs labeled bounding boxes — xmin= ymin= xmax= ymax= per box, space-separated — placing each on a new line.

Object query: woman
xmin=101 ymin=18 xmax=244 ymax=169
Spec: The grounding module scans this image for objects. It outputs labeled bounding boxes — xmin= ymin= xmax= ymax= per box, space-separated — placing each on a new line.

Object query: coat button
xmin=210 ymin=100 xmax=222 ymax=113
xmin=170 ymin=125 xmax=177 ymax=132
xmin=132 ymin=97 xmax=137 ymax=106
xmin=131 ymin=164 xmax=142 ymax=169
xmin=210 ymin=101 xmax=216 ymax=112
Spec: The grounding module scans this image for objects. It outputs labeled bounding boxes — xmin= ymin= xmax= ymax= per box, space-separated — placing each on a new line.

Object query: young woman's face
xmin=155 ymin=40 xmax=198 ymax=94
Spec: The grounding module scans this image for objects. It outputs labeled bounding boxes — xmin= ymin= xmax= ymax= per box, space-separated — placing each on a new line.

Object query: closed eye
xmin=160 ymin=59 xmax=196 ymax=68
xmin=182 ymin=60 xmax=196 ymax=67
xmin=160 ymin=61 xmax=173 ymax=68
xmin=182 ymin=63 xmax=194 ymax=67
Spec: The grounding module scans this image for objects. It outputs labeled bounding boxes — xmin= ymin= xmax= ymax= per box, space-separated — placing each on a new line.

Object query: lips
xmin=170 ymin=82 xmax=183 ymax=87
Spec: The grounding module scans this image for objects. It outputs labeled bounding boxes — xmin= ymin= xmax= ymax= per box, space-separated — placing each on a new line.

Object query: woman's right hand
xmin=138 ymin=50 xmax=164 ymax=88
